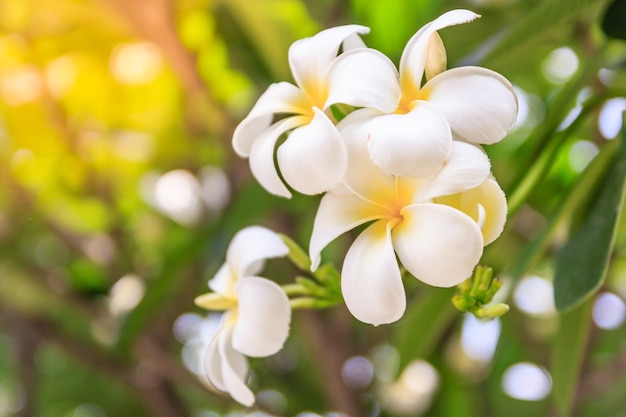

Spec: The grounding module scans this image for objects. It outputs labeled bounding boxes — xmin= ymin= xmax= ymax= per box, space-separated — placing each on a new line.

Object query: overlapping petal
xmin=233 ymin=277 xmax=291 ymax=357
xmin=226 ymin=226 xmax=289 ymax=280
xmin=436 ymin=178 xmax=507 ymax=245
xmin=335 ymin=109 xmax=397 ymax=202
xmin=325 ymin=48 xmax=400 ymax=112
xmin=393 ymin=204 xmax=484 ymax=287
xmin=289 ymin=25 xmax=370 ymax=97
xmin=399 ymin=9 xmax=480 ymax=94
xmin=217 ymin=327 xmax=254 ymax=407
xmin=208 ymin=264 xmax=234 ymax=297
xmin=248 ymin=116 xmax=307 ymax=198
xmin=341 ymin=220 xmax=406 ymax=326
xmin=310 ymin=192 xmax=383 ymax=270
xmin=367 ymin=101 xmax=452 ymax=177
xmin=424 ymin=66 xmax=518 ymax=144
xmin=415 ymin=140 xmax=491 ymax=202
xmin=277 ymin=108 xmax=347 ymax=195
xmin=465 ymin=178 xmax=507 ymax=244
xmin=204 ymin=331 xmax=226 ymax=391
xmin=233 ymin=82 xmax=310 ymax=156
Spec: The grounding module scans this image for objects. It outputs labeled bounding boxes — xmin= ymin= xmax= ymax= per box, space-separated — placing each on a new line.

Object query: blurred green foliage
xmin=0 ymin=0 xmax=625 ymax=416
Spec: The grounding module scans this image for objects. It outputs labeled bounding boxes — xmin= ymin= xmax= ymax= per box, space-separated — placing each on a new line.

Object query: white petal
xmin=437 ymin=178 xmax=507 ymax=245
xmin=248 ymin=116 xmax=308 ymax=198
xmin=325 ymin=49 xmax=400 ymax=112
xmin=393 ymin=204 xmax=483 ymax=287
xmin=218 ymin=326 xmax=254 ymax=406
xmin=203 ymin=328 xmax=226 ymax=391
xmin=424 ymin=66 xmax=518 ymax=144
xmin=342 ymin=32 xmax=367 ymax=50
xmin=470 ymin=178 xmax=507 ymax=245
xmin=416 ymin=141 xmax=491 ymax=201
xmin=277 ymin=108 xmax=347 ymax=195
xmin=335 ymin=109 xmax=397 ymax=203
xmin=310 ymin=192 xmax=383 ymax=270
xmin=341 ymin=220 xmax=406 ymax=326
xmin=424 ymin=32 xmax=447 ymax=80
xmin=233 ymin=82 xmax=310 ymax=156
xmin=233 ymin=277 xmax=291 ymax=357
xmin=367 ymin=102 xmax=452 ymax=177
xmin=226 ymin=226 xmax=289 ymax=280
xmin=208 ymin=263 xmax=233 ymax=297
xmin=289 ymin=25 xmax=370 ymax=101
xmin=399 ymin=9 xmax=480 ymax=94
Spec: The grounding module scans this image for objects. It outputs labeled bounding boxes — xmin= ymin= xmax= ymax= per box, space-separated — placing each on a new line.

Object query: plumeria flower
xmin=309 ymin=111 xmax=507 ymax=326
xmin=232 ymin=25 xmax=400 ymax=198
xmin=194 ymin=226 xmax=291 ymax=406
xmin=328 ymin=9 xmax=518 ymax=177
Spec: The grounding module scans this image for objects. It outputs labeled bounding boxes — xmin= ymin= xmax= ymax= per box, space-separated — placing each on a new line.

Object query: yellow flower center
xmin=394 ymin=85 xmax=432 ymax=114
xmin=382 ymin=177 xmax=416 ymax=225
xmin=301 ymin=79 xmax=329 ymax=113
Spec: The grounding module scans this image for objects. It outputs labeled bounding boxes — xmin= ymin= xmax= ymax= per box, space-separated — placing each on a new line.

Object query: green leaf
xmin=554 ymin=125 xmax=626 ymax=311
xmin=601 ymin=0 xmax=626 ymax=40
xmin=482 ymin=0 xmax=610 ymax=68
xmin=551 ymin=297 xmax=593 ymax=417
xmin=508 ymin=134 xmax=621 ymax=281
xmin=221 ymin=0 xmax=318 ymax=81
xmin=506 ymin=50 xmax=608 ymax=216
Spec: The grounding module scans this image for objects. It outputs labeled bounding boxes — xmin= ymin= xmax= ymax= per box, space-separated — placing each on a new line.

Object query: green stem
xmin=289 ymin=297 xmax=340 ymax=310
xmin=282 ymin=283 xmax=309 ymax=297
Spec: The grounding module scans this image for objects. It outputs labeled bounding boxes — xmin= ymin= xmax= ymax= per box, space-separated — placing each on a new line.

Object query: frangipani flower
xmin=232 ymin=25 xmax=399 ymax=198
xmin=194 ymin=226 xmax=291 ymax=406
xmin=309 ymin=112 xmax=507 ymax=326
xmin=329 ymin=9 xmax=518 ymax=177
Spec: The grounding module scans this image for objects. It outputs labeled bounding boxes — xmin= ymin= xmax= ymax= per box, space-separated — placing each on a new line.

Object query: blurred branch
xmin=0 ymin=306 xmax=217 ymax=417
xmin=579 ymin=340 xmax=626 ymax=402
xmin=97 ymin=0 xmax=232 ymax=138
xmin=300 ymin=309 xmax=363 ymax=417
xmin=3 ymin=310 xmax=38 ymax=417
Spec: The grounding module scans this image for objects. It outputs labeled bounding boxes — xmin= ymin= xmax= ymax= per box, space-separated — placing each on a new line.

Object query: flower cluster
xmin=195 ymin=8 xmax=518 ymax=406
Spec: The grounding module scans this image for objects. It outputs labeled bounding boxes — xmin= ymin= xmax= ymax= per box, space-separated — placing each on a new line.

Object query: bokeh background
xmin=1 ymin=0 xmax=625 ymax=416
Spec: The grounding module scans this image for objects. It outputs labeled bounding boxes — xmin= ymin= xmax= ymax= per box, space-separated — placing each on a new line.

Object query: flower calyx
xmin=452 ymin=265 xmax=509 ymax=320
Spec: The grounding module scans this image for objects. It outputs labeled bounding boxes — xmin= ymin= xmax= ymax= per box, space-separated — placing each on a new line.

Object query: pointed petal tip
xmin=444 ymin=9 xmax=481 ymax=24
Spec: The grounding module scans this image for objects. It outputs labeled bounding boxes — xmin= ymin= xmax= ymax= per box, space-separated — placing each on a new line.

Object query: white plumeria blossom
xmin=309 ymin=111 xmax=507 ymax=326
xmin=328 ymin=9 xmax=518 ymax=177
xmin=232 ymin=25 xmax=400 ymax=198
xmin=194 ymin=226 xmax=291 ymax=406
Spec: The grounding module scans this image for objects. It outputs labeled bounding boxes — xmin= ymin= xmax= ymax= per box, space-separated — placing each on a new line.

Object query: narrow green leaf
xmin=554 ymin=126 xmax=626 ymax=311
xmin=393 ymin=286 xmax=457 ymax=369
xmin=601 ymin=0 xmax=626 ymax=40
xmin=222 ymin=0 xmax=318 ymax=81
xmin=508 ymin=136 xmax=620 ymax=281
xmin=482 ymin=0 xmax=610 ymax=67
xmin=506 ymin=50 xmax=608 ymax=216
xmin=551 ymin=297 xmax=593 ymax=417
